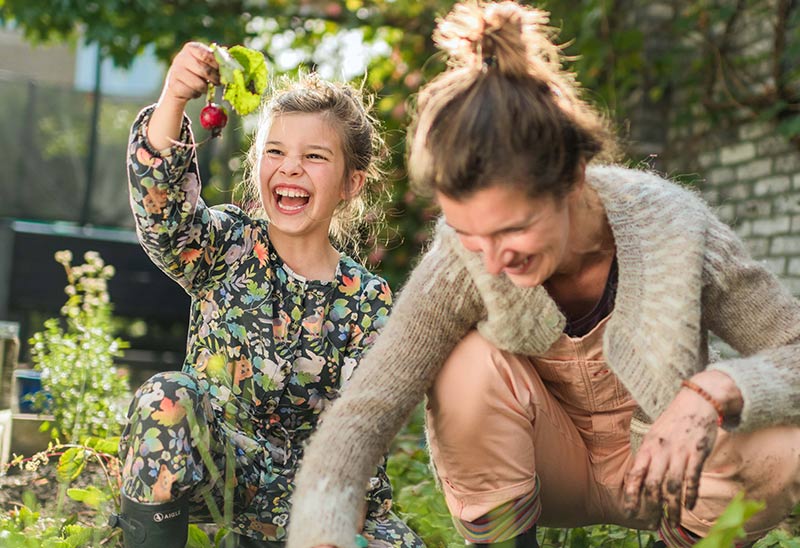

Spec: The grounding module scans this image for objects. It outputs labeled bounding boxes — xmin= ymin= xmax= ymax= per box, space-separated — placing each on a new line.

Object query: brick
xmin=739 ymin=122 xmax=772 ymax=141
xmin=792 ymin=215 xmax=800 ymax=232
xmin=736 ymin=158 xmax=773 ymax=181
xmin=777 ymin=276 xmax=800 ymax=298
xmin=720 ymin=143 xmax=756 ymax=164
xmin=770 ymin=235 xmax=800 ymax=254
xmin=719 ymin=183 xmax=751 ymax=201
xmin=703 ymin=189 xmax=720 ymax=204
xmin=788 ymin=258 xmax=800 ymax=276
xmin=774 ymin=154 xmax=800 ymax=174
xmin=752 ymin=216 xmax=791 ymax=236
xmin=776 ymin=194 xmax=800 ymax=213
xmin=707 ymin=166 xmax=736 ymax=185
xmin=757 ymin=136 xmax=790 ymax=156
xmin=733 ymin=219 xmax=751 ymax=237
xmin=795 ymin=174 xmax=800 ymax=190
xmin=754 ymin=175 xmax=791 ymax=196
xmin=698 ymin=151 xmax=718 ymax=168
xmin=736 ymin=199 xmax=771 ymax=218
xmin=643 ymin=3 xmax=673 ymax=18
xmin=761 ymin=257 xmax=787 ymax=277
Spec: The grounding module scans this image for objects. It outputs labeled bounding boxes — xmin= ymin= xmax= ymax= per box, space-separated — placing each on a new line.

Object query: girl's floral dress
xmin=120 ymin=106 xmax=423 ymax=547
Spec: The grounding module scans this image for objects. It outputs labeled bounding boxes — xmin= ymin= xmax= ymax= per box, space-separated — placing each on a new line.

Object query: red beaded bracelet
xmin=681 ymin=379 xmax=724 ymax=427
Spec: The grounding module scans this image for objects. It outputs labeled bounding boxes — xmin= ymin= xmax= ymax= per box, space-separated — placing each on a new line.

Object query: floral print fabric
xmin=120 ymin=106 xmax=421 ymax=546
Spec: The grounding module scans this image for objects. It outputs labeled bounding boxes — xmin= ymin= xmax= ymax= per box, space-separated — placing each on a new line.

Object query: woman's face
xmin=437 ymin=184 xmax=577 ymax=288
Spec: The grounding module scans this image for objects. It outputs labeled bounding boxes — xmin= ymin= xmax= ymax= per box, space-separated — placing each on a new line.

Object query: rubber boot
xmin=468 ymin=525 xmax=538 ymax=548
xmin=108 ymin=492 xmax=189 ymax=548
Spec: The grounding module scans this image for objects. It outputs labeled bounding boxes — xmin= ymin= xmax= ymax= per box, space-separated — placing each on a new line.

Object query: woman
xmin=287 ymin=2 xmax=800 ymax=547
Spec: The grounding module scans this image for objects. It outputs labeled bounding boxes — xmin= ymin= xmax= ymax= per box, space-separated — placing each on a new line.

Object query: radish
xmin=200 ymin=102 xmax=228 ymax=135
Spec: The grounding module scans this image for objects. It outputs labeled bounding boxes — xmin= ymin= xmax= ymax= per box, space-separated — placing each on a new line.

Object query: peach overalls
xmin=426 ymin=317 xmax=800 ymax=542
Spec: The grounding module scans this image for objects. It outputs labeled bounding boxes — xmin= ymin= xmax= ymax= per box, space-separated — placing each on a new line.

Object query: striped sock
xmin=658 ymin=511 xmax=751 ymax=548
xmin=657 ymin=521 xmax=699 ymax=548
xmin=454 ymin=477 xmax=541 ymax=544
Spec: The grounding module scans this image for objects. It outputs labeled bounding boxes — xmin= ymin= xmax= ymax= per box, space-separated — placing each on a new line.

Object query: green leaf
xmin=696 ymin=491 xmax=765 ymax=548
xmin=56 ymin=448 xmax=87 ymax=483
xmin=83 ymin=436 xmax=119 ymax=455
xmin=66 ymin=486 xmax=110 ymax=508
xmin=211 ymin=43 xmax=268 ymax=116
xmin=210 ymin=43 xmax=244 ymax=84
xmin=778 ymin=115 xmax=800 ymax=139
xmin=62 ymin=523 xmax=93 ymax=546
xmin=186 ymin=524 xmax=214 ymax=548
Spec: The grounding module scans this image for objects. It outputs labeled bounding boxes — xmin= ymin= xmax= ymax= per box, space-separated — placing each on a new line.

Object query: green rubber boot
xmin=108 ymin=493 xmax=189 ymax=548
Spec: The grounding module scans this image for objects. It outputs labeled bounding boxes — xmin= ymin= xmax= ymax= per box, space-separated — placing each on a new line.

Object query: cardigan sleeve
xmin=286 ymin=232 xmax=484 ymax=548
xmin=702 ymin=212 xmax=800 ymax=431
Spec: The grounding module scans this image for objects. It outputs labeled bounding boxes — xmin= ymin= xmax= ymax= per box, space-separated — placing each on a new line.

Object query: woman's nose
xmin=481 ymin=240 xmax=512 ymax=275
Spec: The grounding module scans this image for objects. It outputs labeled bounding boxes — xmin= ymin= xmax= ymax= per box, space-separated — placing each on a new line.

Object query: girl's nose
xmin=279 ymin=155 xmax=303 ymax=176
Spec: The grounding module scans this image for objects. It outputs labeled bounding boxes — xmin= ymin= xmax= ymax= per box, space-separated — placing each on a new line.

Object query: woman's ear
xmin=342 ymin=170 xmax=367 ymax=200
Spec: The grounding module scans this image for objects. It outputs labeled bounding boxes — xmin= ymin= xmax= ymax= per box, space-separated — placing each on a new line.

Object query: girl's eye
xmin=265 ymin=148 xmax=283 ymax=156
xmin=306 ymin=153 xmax=327 ymax=161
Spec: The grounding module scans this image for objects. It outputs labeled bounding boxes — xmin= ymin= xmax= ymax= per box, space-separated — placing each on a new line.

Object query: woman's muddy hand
xmin=622 ymin=388 xmax=719 ymax=527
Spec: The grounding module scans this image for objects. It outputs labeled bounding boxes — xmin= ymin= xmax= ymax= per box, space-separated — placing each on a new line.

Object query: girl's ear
xmin=342 ymin=170 xmax=367 ymax=200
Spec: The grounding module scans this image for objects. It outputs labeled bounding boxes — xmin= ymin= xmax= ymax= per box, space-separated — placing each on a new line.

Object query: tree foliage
xmin=4 ymin=0 xmax=796 ymax=285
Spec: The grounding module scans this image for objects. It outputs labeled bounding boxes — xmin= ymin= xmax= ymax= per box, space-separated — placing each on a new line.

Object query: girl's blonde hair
xmin=408 ymin=0 xmax=618 ymax=200
xmin=242 ymin=73 xmax=387 ymax=256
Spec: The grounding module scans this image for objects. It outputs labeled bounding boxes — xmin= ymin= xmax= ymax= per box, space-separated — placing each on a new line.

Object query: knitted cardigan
xmin=287 ymin=165 xmax=800 ymax=548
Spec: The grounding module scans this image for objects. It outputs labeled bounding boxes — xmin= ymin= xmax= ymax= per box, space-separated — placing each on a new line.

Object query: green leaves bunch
xmin=210 ymin=43 xmax=268 ymax=117
xmin=28 ymin=250 xmax=130 ymax=443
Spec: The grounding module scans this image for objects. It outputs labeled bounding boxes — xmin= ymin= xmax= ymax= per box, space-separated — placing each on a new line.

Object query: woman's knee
xmin=688 ymin=426 xmax=800 ymax=537
xmin=428 ymin=331 xmax=539 ymax=424
xmin=429 ymin=332 xmax=506 ymax=425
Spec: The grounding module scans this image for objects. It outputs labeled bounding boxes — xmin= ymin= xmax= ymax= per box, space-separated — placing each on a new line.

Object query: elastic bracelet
xmin=681 ymin=379 xmax=724 ymax=427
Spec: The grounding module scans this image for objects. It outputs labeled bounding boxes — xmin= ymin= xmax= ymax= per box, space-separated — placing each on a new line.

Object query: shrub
xmin=28 ymin=250 xmax=130 ymax=443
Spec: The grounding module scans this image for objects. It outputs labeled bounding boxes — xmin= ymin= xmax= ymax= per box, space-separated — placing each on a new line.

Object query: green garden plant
xmin=28 ymin=250 xmax=130 ymax=443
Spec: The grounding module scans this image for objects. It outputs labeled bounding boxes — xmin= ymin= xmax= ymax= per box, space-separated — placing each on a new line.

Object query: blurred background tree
xmin=1 ymin=0 xmax=797 ymax=287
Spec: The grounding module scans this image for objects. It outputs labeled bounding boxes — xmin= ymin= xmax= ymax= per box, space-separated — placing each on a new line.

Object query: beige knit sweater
xmin=287 ymin=165 xmax=800 ymax=548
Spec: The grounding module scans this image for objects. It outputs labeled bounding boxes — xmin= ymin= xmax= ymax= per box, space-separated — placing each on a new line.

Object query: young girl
xmin=111 ymin=42 xmax=423 ymax=548
xmin=287 ymin=2 xmax=800 ymax=548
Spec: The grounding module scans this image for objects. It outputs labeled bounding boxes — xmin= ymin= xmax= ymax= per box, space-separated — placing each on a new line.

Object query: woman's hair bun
xmin=433 ymin=1 xmax=560 ymax=79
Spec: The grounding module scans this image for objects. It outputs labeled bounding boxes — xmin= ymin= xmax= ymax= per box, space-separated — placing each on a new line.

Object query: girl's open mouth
xmin=275 ymin=187 xmax=310 ymax=214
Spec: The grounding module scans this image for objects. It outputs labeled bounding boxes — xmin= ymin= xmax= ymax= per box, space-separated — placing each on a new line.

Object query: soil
xmin=0 ymin=455 xmax=113 ymax=520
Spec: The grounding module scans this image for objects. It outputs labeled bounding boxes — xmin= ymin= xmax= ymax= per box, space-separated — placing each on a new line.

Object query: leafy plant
xmin=28 ymin=250 xmax=130 ymax=443
xmin=0 ymin=437 xmax=123 ymax=547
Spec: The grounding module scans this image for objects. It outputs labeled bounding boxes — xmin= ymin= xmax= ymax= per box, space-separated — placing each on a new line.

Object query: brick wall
xmin=628 ymin=1 xmax=800 ymax=294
